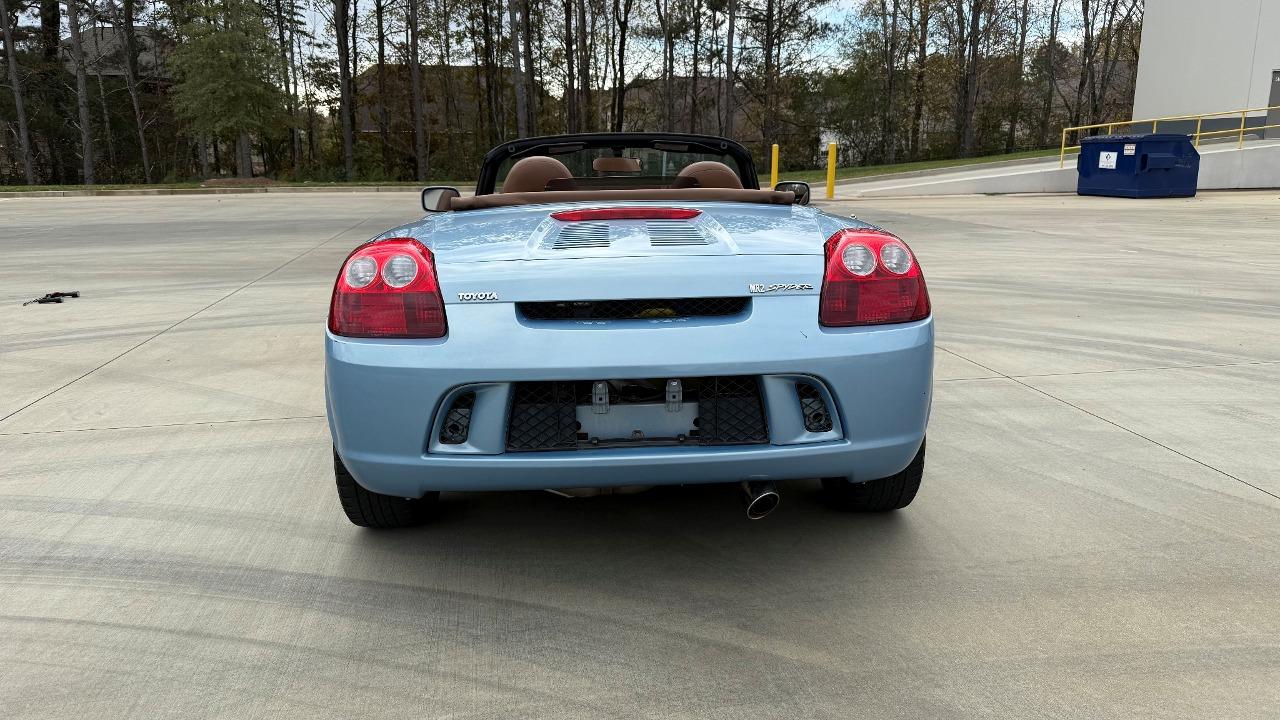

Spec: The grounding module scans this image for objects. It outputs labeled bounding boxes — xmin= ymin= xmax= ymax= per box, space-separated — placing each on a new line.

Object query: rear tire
xmin=822 ymin=439 xmax=925 ymax=512
xmin=334 ymin=449 xmax=437 ymax=528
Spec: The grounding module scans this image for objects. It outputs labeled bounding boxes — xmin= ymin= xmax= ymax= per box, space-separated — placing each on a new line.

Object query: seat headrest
xmin=502 ymin=156 xmax=574 ymax=193
xmin=675 ymin=161 xmax=743 ymax=190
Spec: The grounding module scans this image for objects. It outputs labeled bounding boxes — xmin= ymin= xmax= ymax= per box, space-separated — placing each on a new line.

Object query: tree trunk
xmin=688 ymin=0 xmax=701 ymax=133
xmin=763 ymin=0 xmax=776 ymax=151
xmin=237 ymin=132 xmax=252 ymax=178
xmin=878 ymin=0 xmax=900 ymax=164
xmin=1004 ymin=0 xmax=1029 ymax=153
xmin=508 ymin=0 xmax=529 ymax=137
xmin=654 ymin=0 xmax=672 ymax=131
xmin=272 ymin=0 xmax=298 ymax=168
xmin=576 ymin=0 xmax=590 ymax=130
xmin=120 ymin=0 xmax=152 ymax=182
xmin=611 ymin=0 xmax=632 ymax=132
xmin=723 ymin=0 xmax=735 ymax=137
xmin=96 ymin=72 xmax=117 ymax=173
xmin=350 ymin=0 xmax=359 ymax=138
xmin=198 ymin=136 xmax=210 ymax=177
xmin=522 ymin=0 xmax=537 ymax=134
xmin=908 ymin=0 xmax=929 ymax=160
xmin=958 ymin=0 xmax=983 ymax=156
xmin=1038 ymin=0 xmax=1061 ymax=147
xmin=375 ymin=0 xmax=391 ymax=176
xmin=408 ymin=0 xmax=428 ymax=178
xmin=1072 ymin=0 xmax=1092 ymax=132
xmin=564 ymin=0 xmax=577 ymax=132
xmin=334 ymin=0 xmax=356 ymax=178
xmin=0 ymin=0 xmax=34 ymax=184
xmin=67 ymin=0 xmax=96 ymax=184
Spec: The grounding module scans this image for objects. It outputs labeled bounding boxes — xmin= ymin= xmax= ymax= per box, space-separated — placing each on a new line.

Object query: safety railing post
xmin=1060 ymin=128 xmax=1068 ymax=168
xmin=1239 ymin=111 xmax=1247 ymax=148
xmin=1194 ymin=117 xmax=1202 ymax=146
xmin=825 ymin=143 xmax=836 ymax=200
xmin=770 ymin=144 xmax=779 ymax=188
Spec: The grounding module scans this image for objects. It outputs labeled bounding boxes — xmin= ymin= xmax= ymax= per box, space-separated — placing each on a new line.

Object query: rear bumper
xmin=326 ymin=296 xmax=933 ymax=496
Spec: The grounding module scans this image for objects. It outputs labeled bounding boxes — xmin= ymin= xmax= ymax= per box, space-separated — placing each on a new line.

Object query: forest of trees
xmin=0 ymin=0 xmax=1142 ymax=185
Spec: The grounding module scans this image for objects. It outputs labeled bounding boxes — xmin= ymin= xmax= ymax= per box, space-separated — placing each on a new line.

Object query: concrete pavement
xmin=2 ymin=192 xmax=1278 ymax=718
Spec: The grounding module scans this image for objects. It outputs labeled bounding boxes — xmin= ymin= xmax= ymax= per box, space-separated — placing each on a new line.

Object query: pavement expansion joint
xmin=936 ymin=346 xmax=1280 ymax=503
xmin=0 ymin=415 xmax=327 ymax=437
xmin=0 ymin=208 xmax=393 ymax=426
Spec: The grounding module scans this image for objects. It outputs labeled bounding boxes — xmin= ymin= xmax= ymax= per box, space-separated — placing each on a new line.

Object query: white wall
xmin=1131 ymin=0 xmax=1280 ymax=119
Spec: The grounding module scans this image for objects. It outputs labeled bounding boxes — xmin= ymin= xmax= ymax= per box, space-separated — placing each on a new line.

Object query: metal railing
xmin=1059 ymin=104 xmax=1280 ymax=167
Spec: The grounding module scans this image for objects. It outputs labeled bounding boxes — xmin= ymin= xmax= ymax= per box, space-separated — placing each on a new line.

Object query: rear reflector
xmin=550 ymin=207 xmax=701 ymax=222
xmin=329 ymin=237 xmax=447 ymax=338
xmin=819 ymin=229 xmax=930 ymax=327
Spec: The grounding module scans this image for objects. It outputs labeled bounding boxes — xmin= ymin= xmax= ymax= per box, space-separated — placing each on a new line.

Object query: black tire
xmin=822 ymin=439 xmax=925 ymax=512
xmin=334 ymin=449 xmax=437 ymax=528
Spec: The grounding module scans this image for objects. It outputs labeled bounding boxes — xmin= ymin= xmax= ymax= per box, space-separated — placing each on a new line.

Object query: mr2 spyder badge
xmin=749 ymin=283 xmax=814 ymax=293
xmin=457 ymin=291 xmax=500 ymax=301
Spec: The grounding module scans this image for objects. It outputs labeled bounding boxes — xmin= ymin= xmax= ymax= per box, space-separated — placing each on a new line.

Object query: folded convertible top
xmin=450 ymin=187 xmax=796 ymax=211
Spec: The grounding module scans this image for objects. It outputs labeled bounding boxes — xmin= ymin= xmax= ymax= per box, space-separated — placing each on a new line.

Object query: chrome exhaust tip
xmin=741 ymin=480 xmax=780 ymax=520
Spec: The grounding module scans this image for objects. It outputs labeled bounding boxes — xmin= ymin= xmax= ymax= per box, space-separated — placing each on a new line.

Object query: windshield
xmin=494 ymin=147 xmax=746 ymax=192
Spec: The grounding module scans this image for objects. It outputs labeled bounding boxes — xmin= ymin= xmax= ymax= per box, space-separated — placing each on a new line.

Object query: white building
xmin=1132 ymin=0 xmax=1279 ymax=128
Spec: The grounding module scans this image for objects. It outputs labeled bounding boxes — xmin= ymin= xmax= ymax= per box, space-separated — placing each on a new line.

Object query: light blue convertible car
xmin=326 ymin=133 xmax=932 ymax=526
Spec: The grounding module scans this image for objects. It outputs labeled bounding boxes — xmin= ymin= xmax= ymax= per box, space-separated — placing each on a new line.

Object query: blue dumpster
xmin=1077 ymin=134 xmax=1199 ymax=198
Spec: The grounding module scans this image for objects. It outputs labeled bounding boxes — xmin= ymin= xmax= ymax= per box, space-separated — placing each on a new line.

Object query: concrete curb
xmin=834 ymin=154 xmax=1079 ymax=187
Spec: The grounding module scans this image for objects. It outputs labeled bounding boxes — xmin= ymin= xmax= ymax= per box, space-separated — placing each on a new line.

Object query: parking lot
xmin=2 ymin=190 xmax=1278 ymax=718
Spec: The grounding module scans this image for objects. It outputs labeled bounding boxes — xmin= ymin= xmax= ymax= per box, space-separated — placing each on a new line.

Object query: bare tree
xmin=877 ymin=0 xmax=902 ymax=163
xmin=374 ymin=0 xmax=391 ymax=175
xmin=0 ymin=0 xmax=34 ymax=184
xmin=1004 ymin=0 xmax=1030 ymax=152
xmin=1037 ymin=0 xmax=1062 ymax=147
xmin=334 ymin=0 xmax=356 ymax=178
xmin=723 ymin=0 xmax=735 ymax=137
xmin=66 ymin=0 xmax=96 ymax=184
xmin=118 ymin=0 xmax=152 ymax=181
xmin=610 ymin=0 xmax=635 ymax=131
xmin=408 ymin=0 xmax=428 ymax=177
xmin=907 ymin=0 xmax=931 ymax=160
xmin=508 ymin=0 xmax=529 ymax=136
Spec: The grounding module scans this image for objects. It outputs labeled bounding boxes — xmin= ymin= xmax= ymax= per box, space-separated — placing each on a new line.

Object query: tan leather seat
xmin=675 ymin=161 xmax=743 ymax=189
xmin=502 ymin=156 xmax=574 ymax=193
xmin=593 ymin=157 xmax=642 ymax=174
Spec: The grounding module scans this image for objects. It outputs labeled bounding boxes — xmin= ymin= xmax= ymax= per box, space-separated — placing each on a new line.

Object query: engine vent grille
xmin=796 ymin=382 xmax=833 ymax=433
xmin=646 ymin=220 xmax=711 ymax=246
xmin=550 ymin=222 xmax=610 ymax=249
xmin=519 ymin=297 xmax=748 ymax=321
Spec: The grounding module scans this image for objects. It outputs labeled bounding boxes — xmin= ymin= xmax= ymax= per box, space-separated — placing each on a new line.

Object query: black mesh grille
xmin=693 ymin=376 xmax=769 ymax=445
xmin=519 ymin=297 xmax=748 ymax=321
xmin=796 ymin=382 xmax=833 ymax=433
xmin=506 ymin=382 xmax=579 ymax=451
xmin=505 ymin=376 xmax=768 ymax=452
xmin=438 ymin=393 xmax=475 ymax=444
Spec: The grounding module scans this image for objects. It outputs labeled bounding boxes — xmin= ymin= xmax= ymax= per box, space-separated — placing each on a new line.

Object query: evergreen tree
xmin=170 ymin=0 xmax=287 ymax=178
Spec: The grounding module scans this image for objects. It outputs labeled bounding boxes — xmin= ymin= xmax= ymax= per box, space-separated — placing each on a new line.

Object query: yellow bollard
xmin=770 ymin=144 xmax=779 ymax=188
xmin=825 ymin=143 xmax=836 ymax=200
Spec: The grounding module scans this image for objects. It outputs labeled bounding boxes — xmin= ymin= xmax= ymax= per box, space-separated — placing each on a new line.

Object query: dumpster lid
xmin=1080 ymin=133 xmax=1191 ymax=143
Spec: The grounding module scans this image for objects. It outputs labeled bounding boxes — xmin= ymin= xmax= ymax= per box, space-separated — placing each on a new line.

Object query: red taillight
xmin=329 ymin=237 xmax=447 ymax=338
xmin=550 ymin=207 xmax=701 ymax=222
xmin=819 ymin=228 xmax=930 ymax=327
